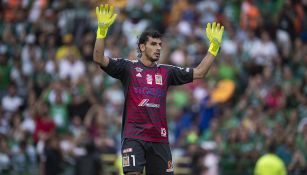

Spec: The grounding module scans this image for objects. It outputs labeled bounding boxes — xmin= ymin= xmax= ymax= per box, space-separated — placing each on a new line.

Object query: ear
xmin=140 ymin=44 xmax=145 ymax=52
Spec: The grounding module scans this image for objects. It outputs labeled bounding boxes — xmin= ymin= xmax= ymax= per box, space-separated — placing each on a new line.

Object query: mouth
xmin=154 ymin=52 xmax=160 ymax=57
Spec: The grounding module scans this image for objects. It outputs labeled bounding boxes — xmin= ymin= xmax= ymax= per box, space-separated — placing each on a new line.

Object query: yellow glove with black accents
xmin=206 ymin=22 xmax=224 ymax=56
xmin=96 ymin=4 xmax=118 ymax=39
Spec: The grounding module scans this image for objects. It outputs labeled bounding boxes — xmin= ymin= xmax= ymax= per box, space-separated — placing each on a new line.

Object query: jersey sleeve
xmin=100 ymin=58 xmax=130 ymax=80
xmin=168 ymin=66 xmax=193 ymax=86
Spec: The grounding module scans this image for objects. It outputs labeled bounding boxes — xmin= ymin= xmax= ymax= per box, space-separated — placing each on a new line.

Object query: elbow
xmin=93 ymin=49 xmax=104 ymax=65
xmin=93 ymin=55 xmax=108 ymax=67
xmin=193 ymin=68 xmax=204 ymax=79
xmin=93 ymin=58 xmax=100 ymax=66
xmin=93 ymin=56 xmax=100 ymax=64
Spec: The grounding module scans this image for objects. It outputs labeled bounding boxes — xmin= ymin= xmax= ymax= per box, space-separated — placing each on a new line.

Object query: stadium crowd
xmin=0 ymin=0 xmax=306 ymax=174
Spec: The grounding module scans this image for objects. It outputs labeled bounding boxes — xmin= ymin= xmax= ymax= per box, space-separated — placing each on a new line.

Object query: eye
xmin=151 ymin=42 xmax=157 ymax=46
xmin=150 ymin=41 xmax=162 ymax=47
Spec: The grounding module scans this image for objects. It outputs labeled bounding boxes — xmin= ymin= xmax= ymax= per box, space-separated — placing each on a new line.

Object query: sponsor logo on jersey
xmin=138 ymin=99 xmax=160 ymax=108
xmin=135 ymin=67 xmax=143 ymax=72
xmin=136 ymin=72 xmax=142 ymax=77
xmin=155 ymin=74 xmax=162 ymax=85
xmin=146 ymin=74 xmax=152 ymax=84
xmin=166 ymin=160 xmax=174 ymax=172
xmin=133 ymin=87 xmax=166 ymax=97
xmin=161 ymin=128 xmax=167 ymax=137
xmin=122 ymin=156 xmax=130 ymax=167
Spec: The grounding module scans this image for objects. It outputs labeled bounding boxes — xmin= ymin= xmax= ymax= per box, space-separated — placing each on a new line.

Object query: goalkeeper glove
xmin=206 ymin=22 xmax=224 ymax=56
xmin=96 ymin=4 xmax=118 ymax=39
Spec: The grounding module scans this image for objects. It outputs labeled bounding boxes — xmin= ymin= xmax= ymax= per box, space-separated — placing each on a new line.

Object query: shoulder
xmin=110 ymin=57 xmax=139 ymax=64
xmin=158 ymin=64 xmax=192 ymax=72
xmin=158 ymin=64 xmax=184 ymax=69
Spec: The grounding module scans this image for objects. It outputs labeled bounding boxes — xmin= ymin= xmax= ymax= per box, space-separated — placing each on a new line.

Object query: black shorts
xmin=121 ymin=138 xmax=174 ymax=175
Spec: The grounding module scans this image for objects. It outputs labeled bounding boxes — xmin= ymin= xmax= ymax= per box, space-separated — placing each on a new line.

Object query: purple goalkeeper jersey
xmin=101 ymin=58 xmax=193 ymax=143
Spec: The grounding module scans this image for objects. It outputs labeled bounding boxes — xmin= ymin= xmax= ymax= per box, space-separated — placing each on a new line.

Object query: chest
xmin=128 ymin=66 xmax=168 ymax=98
xmin=129 ymin=66 xmax=168 ymax=87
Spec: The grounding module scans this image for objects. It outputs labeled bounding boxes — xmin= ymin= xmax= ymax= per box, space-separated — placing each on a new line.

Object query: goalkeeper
xmin=93 ymin=4 xmax=224 ymax=175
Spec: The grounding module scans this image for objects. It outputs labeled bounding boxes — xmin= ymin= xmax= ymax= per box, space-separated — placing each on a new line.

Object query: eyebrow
xmin=151 ymin=41 xmax=162 ymax=45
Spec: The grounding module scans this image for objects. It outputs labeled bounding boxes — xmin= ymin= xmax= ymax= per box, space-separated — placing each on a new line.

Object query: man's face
xmin=141 ymin=37 xmax=162 ymax=62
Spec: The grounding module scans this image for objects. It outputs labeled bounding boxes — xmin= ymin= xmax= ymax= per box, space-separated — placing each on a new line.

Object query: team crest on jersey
xmin=146 ymin=74 xmax=153 ymax=84
xmin=155 ymin=74 xmax=162 ymax=85
xmin=135 ymin=67 xmax=143 ymax=72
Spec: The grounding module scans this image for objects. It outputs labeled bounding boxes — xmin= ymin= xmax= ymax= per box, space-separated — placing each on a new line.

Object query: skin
xmin=139 ymin=37 xmax=162 ymax=66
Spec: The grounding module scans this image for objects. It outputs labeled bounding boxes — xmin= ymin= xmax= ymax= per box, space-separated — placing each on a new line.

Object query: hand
xmin=96 ymin=4 xmax=118 ymax=39
xmin=206 ymin=22 xmax=224 ymax=56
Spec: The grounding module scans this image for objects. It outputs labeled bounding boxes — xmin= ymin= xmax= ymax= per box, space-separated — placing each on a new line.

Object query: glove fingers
xmin=96 ymin=6 xmax=99 ymax=17
xmin=219 ymin=26 xmax=224 ymax=41
xmin=207 ymin=22 xmax=211 ymax=30
xmin=206 ymin=29 xmax=212 ymax=41
xmin=105 ymin=4 xmax=109 ymax=14
xmin=109 ymin=5 xmax=114 ymax=16
xmin=212 ymin=22 xmax=216 ymax=31
xmin=100 ymin=4 xmax=104 ymax=13
xmin=216 ymin=23 xmax=220 ymax=32
xmin=206 ymin=23 xmax=212 ymax=41
xmin=109 ymin=14 xmax=118 ymax=26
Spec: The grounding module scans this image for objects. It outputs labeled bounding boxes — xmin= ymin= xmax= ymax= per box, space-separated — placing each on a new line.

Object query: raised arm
xmin=193 ymin=22 xmax=224 ymax=79
xmin=93 ymin=4 xmax=117 ymax=67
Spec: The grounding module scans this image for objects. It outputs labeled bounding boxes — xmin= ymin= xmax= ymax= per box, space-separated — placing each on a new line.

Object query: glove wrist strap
xmin=96 ymin=27 xmax=108 ymax=39
xmin=208 ymin=43 xmax=220 ymax=56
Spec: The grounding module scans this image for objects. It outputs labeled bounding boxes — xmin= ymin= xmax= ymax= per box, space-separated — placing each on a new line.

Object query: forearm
xmin=93 ymin=4 xmax=117 ymax=67
xmin=193 ymin=22 xmax=223 ymax=79
xmin=193 ymin=52 xmax=215 ymax=79
xmin=93 ymin=38 xmax=109 ymax=67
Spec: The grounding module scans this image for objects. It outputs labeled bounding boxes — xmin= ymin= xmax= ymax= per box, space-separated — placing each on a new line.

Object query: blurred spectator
xmin=1 ymin=83 xmax=23 ymax=115
xmin=254 ymin=141 xmax=287 ymax=175
xmin=75 ymin=139 xmax=103 ymax=175
xmin=58 ymin=51 xmax=85 ymax=83
xmin=122 ymin=8 xmax=149 ymax=48
xmin=40 ymin=135 xmax=64 ymax=175
xmin=240 ymin=0 xmax=261 ymax=31
xmin=55 ymin=34 xmax=81 ymax=61
xmin=0 ymin=135 xmax=10 ymax=173
xmin=0 ymin=53 xmax=12 ymax=97
xmin=250 ymin=30 xmax=278 ymax=68
xmin=33 ymin=101 xmax=55 ymax=143
xmin=43 ymin=81 xmax=71 ymax=133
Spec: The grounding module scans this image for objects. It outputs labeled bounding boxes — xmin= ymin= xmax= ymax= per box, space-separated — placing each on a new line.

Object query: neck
xmin=140 ymin=57 xmax=155 ymax=67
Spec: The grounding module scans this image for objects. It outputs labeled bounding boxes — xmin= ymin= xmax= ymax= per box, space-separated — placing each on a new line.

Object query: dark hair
xmin=137 ymin=29 xmax=162 ymax=57
xmin=267 ymin=142 xmax=277 ymax=153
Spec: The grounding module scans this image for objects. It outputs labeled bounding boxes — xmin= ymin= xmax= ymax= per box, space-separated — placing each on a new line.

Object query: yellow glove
xmin=96 ymin=4 xmax=118 ymax=39
xmin=206 ymin=22 xmax=224 ymax=56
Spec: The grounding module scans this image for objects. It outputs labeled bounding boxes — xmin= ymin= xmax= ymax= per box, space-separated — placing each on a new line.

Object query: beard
xmin=145 ymin=51 xmax=159 ymax=62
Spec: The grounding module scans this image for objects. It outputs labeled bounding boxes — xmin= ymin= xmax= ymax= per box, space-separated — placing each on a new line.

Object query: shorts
xmin=121 ymin=138 xmax=174 ymax=175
